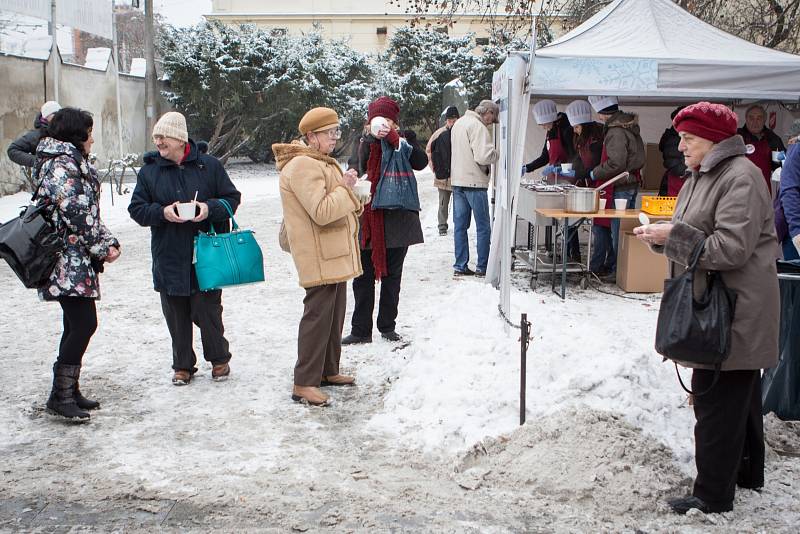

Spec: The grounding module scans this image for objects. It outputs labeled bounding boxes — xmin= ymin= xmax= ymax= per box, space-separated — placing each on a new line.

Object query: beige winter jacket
xmin=274 ymin=141 xmax=363 ymax=289
xmin=654 ymin=135 xmax=779 ymax=371
xmin=450 ymin=110 xmax=498 ymax=189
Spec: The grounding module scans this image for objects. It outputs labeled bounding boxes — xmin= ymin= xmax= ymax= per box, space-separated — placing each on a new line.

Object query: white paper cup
xmin=599 ymin=198 xmax=607 ymax=210
xmin=772 ymin=150 xmax=782 ymax=163
xmin=560 ymin=163 xmax=572 ymax=173
xmin=176 ymin=202 xmax=196 ymax=220
xmin=353 ymin=180 xmax=371 ymax=197
xmin=614 ymin=198 xmax=628 ymax=211
xmin=370 ymin=117 xmax=388 ymax=137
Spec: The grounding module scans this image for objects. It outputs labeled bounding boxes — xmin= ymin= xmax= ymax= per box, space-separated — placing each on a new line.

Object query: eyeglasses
xmin=322 ymin=128 xmax=342 ymax=140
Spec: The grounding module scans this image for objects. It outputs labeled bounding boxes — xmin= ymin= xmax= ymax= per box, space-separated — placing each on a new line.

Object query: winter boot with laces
xmin=46 ymin=363 xmax=90 ymax=420
xmin=73 ymin=366 xmax=100 ymax=410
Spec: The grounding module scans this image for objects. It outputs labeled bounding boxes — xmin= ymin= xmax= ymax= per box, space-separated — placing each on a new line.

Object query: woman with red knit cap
xmin=635 ymin=102 xmax=779 ymax=515
xmin=342 ymin=96 xmax=429 ymax=345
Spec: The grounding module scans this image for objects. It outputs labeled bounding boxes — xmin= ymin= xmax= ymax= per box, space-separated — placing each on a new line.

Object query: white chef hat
xmin=588 ymin=95 xmax=619 ymax=113
xmin=532 ymin=99 xmax=558 ymax=125
xmin=566 ymin=100 xmax=593 ymax=126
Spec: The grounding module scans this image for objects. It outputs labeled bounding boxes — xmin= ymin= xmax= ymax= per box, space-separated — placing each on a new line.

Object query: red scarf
xmin=360 ymin=129 xmax=400 ymax=280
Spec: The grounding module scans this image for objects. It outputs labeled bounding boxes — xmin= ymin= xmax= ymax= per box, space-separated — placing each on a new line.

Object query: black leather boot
xmin=73 ymin=367 xmax=100 ymax=410
xmin=46 ymin=363 xmax=90 ymax=420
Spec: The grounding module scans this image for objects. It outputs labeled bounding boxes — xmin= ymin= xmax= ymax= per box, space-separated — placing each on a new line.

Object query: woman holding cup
xmin=273 ymin=107 xmax=366 ymax=406
xmin=635 ymin=102 xmax=779 ymax=514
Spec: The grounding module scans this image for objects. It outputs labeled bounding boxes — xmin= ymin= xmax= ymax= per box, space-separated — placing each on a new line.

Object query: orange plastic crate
xmin=641 ymin=196 xmax=677 ymax=216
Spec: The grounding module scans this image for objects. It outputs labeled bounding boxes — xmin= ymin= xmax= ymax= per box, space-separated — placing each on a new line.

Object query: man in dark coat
xmin=6 ymin=101 xmax=61 ymax=168
xmin=128 ymin=112 xmax=241 ymax=385
xmin=737 ymin=104 xmax=785 ymax=193
xmin=427 ymin=106 xmax=459 ymax=236
xmin=658 ymin=106 xmax=689 ymax=196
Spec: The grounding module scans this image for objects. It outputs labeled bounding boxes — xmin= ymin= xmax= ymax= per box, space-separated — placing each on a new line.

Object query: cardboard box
xmin=616 ymin=230 xmax=670 ymax=293
xmin=642 ymin=142 xmax=666 ymax=192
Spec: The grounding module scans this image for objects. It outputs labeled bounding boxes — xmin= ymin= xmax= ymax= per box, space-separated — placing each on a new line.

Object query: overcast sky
xmin=155 ymin=0 xmax=212 ymax=27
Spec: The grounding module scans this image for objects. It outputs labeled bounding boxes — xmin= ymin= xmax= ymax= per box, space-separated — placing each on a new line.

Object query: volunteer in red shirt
xmin=738 ymin=104 xmax=785 ymax=192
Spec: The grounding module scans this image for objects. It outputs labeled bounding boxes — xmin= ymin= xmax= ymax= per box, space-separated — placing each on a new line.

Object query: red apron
xmin=544 ymin=136 xmax=569 ymax=182
xmin=666 ymin=173 xmax=686 ymax=197
xmin=745 ymin=137 xmax=773 ymax=192
xmin=592 ymin=146 xmax=614 ymax=227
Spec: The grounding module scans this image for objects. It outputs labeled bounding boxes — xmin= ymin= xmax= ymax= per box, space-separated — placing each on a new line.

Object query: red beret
xmin=672 ymin=102 xmax=738 ymax=143
xmin=368 ymin=96 xmax=400 ymax=124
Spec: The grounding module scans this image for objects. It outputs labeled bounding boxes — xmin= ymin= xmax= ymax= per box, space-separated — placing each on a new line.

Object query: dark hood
xmin=34 ymin=112 xmax=45 ymax=130
xmin=605 ymin=110 xmax=640 ymax=135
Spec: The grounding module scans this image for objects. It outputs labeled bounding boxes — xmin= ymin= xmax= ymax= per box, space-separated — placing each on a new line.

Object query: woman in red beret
xmin=343 ymin=96 xmax=429 ymax=346
xmin=635 ymin=102 xmax=780 ymax=514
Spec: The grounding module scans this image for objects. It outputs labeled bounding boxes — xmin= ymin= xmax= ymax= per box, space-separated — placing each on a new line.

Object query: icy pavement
xmin=1 ymin=163 xmax=798 ymax=532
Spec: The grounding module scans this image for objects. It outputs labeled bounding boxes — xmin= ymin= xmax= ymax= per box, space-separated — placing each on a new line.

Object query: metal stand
xmin=520 ymin=313 xmax=531 ymax=426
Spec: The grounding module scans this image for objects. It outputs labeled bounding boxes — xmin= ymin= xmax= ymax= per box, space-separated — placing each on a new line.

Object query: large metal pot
xmin=562 ymin=171 xmax=631 ymax=214
xmin=565 ymin=187 xmax=601 ymax=213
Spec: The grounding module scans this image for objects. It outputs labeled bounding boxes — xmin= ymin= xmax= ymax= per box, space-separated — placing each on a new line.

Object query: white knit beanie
xmin=565 ymin=100 xmax=593 ymax=126
xmin=533 ymin=99 xmax=558 ymax=125
xmin=153 ymin=111 xmax=189 ymax=143
xmin=40 ymin=101 xmax=61 ymax=119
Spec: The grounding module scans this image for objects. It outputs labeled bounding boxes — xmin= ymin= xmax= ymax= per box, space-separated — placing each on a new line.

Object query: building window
xmin=475 ymin=37 xmax=489 ymax=45
xmin=270 ymin=28 xmax=288 ymax=37
xmin=376 ymin=26 xmax=388 ymax=35
xmin=435 ymin=26 xmax=448 ymax=34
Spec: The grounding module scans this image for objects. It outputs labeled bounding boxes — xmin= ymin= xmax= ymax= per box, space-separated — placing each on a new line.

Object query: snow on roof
xmin=84 ymin=47 xmax=111 ymax=70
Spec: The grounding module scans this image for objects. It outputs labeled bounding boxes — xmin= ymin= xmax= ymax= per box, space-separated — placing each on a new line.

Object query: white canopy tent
xmin=530 ymin=0 xmax=800 ymax=101
xmin=487 ymin=0 xmax=800 ymax=318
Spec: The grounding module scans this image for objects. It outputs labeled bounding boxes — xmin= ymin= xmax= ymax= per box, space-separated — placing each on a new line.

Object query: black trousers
xmin=692 ymin=369 xmax=765 ymax=508
xmin=350 ymin=246 xmax=408 ymax=337
xmin=159 ymin=290 xmax=231 ymax=373
xmin=295 ymin=282 xmax=346 ymax=386
xmin=57 ymin=297 xmax=98 ymax=366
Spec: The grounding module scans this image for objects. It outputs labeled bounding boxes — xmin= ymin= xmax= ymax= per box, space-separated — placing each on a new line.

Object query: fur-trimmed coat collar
xmin=272 ymin=141 xmax=342 ymax=173
xmin=697 ymin=135 xmax=747 ymax=175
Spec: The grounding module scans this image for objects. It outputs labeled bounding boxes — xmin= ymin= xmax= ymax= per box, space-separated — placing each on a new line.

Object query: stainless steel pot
xmin=562 ymin=171 xmax=631 ymax=214
xmin=565 ymin=187 xmax=601 ymax=213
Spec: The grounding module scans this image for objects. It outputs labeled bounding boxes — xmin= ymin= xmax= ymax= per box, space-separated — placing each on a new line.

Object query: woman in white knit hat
xmin=129 ymin=111 xmax=242 ymax=386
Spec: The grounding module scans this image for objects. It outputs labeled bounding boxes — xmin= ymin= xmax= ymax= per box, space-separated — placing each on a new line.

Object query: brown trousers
xmin=295 ymin=282 xmax=347 ymax=386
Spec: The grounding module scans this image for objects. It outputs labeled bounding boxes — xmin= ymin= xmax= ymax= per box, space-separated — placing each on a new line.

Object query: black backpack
xmin=431 ymin=129 xmax=452 ymax=181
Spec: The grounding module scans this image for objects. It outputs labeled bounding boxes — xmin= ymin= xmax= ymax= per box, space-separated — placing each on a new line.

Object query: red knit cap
xmin=672 ymin=102 xmax=738 ymax=143
xmin=368 ymin=96 xmax=400 ymax=124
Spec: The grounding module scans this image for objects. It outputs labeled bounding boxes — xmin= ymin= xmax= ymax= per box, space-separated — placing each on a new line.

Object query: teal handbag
xmin=193 ymin=199 xmax=264 ymax=291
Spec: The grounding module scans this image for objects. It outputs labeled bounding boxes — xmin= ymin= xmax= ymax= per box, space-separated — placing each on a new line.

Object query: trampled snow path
xmin=1 ymin=163 xmax=798 ymax=532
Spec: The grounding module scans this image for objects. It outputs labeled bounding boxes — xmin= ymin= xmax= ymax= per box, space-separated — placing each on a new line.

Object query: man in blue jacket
xmin=128 ymin=112 xmax=241 ymax=385
xmin=776 ymin=142 xmax=800 ymax=260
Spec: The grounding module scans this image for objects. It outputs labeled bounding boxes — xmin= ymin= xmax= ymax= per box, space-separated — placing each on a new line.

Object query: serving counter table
xmin=535 ymin=208 xmax=670 ymax=299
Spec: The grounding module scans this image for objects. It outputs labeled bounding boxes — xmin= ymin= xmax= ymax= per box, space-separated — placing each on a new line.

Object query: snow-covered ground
xmin=1 ymin=164 xmax=798 ymax=532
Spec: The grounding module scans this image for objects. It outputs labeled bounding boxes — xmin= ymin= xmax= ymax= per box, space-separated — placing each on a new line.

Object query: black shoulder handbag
xmin=0 ymin=161 xmax=64 ymax=289
xmin=655 ymin=241 xmax=737 ymax=395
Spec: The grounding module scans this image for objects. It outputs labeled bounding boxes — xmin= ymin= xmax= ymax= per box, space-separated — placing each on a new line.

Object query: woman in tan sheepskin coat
xmin=273 ymin=107 xmax=366 ymax=406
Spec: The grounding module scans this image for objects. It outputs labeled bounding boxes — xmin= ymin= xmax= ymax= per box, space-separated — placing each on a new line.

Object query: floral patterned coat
xmin=34 ymin=138 xmax=119 ymax=300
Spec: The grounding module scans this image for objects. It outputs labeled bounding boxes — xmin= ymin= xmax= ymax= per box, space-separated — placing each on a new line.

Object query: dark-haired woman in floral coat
xmin=35 ymin=107 xmax=120 ymax=421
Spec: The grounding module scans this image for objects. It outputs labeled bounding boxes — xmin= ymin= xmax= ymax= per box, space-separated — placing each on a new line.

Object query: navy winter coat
xmin=128 ymin=140 xmax=241 ymax=296
xmin=7 ymin=113 xmax=47 ymax=168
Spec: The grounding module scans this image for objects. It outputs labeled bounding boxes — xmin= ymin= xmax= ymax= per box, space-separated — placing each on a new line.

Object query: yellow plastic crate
xmin=641 ymin=196 xmax=677 ymax=216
